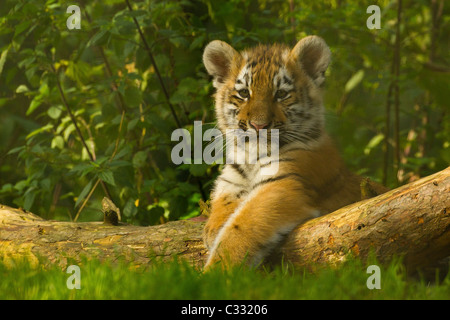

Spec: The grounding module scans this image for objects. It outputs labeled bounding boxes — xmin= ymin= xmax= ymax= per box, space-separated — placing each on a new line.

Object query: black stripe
xmin=282 ymin=147 xmax=306 ymax=153
xmin=283 ymin=76 xmax=293 ymax=85
xmin=217 ymin=177 xmax=246 ymax=188
xmin=238 ymin=120 xmax=247 ymax=130
xmin=252 ymin=173 xmax=307 ymax=190
xmin=259 ymin=158 xmax=295 ymax=168
xmin=294 ymin=110 xmax=311 ymax=120
xmin=286 ymin=99 xmax=300 ymax=108
xmin=231 ymin=95 xmax=244 ymax=101
xmin=244 ymin=72 xmax=250 ymax=87
xmin=236 ymin=190 xmax=247 ymax=199
xmin=230 ymin=163 xmax=247 ymax=179
xmin=303 ymin=124 xmax=322 ymax=140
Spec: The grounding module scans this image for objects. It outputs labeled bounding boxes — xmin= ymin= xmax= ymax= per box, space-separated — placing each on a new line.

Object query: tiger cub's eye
xmin=238 ymin=89 xmax=250 ymax=99
xmin=275 ymin=90 xmax=288 ymax=100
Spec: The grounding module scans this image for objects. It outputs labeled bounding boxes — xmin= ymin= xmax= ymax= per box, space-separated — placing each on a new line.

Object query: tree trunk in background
xmin=1 ymin=167 xmax=449 ymax=271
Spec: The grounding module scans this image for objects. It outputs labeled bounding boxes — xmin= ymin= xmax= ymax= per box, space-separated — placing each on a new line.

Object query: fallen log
xmin=282 ymin=166 xmax=450 ymax=270
xmin=0 ymin=166 xmax=449 ymax=271
xmin=0 ymin=207 xmax=207 ymax=269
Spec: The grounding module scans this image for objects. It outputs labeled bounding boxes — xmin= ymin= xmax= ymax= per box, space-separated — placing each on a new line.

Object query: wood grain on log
xmin=0 ymin=166 xmax=449 ymax=270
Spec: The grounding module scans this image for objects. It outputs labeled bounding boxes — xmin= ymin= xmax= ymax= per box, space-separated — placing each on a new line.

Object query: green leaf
xmin=123 ymin=86 xmax=142 ymax=108
xmin=126 ymin=9 xmax=147 ymax=18
xmin=168 ymin=196 xmax=188 ymax=220
xmin=344 ymin=70 xmax=365 ymax=93
xmin=86 ymin=29 xmax=109 ymax=47
xmin=189 ymin=34 xmax=205 ymax=50
xmin=18 ymin=56 xmax=36 ymax=69
xmin=123 ymin=198 xmax=138 ymax=218
xmin=26 ymin=124 xmax=53 ymax=139
xmin=26 ymin=97 xmax=42 ymax=116
xmin=132 ymin=151 xmax=147 ymax=168
xmin=189 ymin=163 xmax=209 ymax=177
xmin=64 ymin=123 xmax=76 ymax=140
xmin=48 ymin=105 xmax=63 ymax=119
xmin=16 ymin=84 xmax=30 ymax=93
xmin=51 ymin=136 xmax=64 ymax=149
xmin=112 ymin=146 xmax=132 ymax=161
xmin=364 ymin=134 xmax=384 ymax=155
xmin=14 ymin=21 xmax=32 ymax=37
xmin=127 ymin=118 xmax=139 ymax=131
xmin=65 ymin=61 xmax=92 ymax=84
xmin=0 ymin=183 xmax=13 ymax=193
xmin=14 ymin=180 xmax=28 ymax=192
xmin=99 ymin=170 xmax=116 ymax=186
xmin=75 ymin=179 xmax=94 ymax=208
xmin=139 ymin=205 xmax=165 ymax=225
xmin=23 ymin=190 xmax=36 ymax=211
xmin=7 ymin=146 xmax=25 ymax=155
xmin=40 ymin=178 xmax=51 ymax=191
xmin=109 ymin=160 xmax=131 ymax=168
xmin=0 ymin=47 xmax=9 ymax=77
xmin=70 ymin=163 xmax=94 ymax=177
xmin=38 ymin=83 xmax=49 ymax=97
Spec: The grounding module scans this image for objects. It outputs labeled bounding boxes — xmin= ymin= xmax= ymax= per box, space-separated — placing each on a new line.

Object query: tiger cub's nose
xmin=250 ymin=122 xmax=268 ymax=131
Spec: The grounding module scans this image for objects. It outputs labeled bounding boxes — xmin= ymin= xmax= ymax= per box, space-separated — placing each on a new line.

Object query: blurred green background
xmin=0 ymin=0 xmax=448 ymax=224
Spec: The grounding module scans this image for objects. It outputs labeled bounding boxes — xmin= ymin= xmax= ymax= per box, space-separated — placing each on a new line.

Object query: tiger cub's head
xmin=203 ymin=36 xmax=331 ymax=148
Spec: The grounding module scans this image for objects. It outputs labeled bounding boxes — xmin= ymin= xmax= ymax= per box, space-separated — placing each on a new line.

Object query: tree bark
xmin=1 ymin=166 xmax=449 ymax=271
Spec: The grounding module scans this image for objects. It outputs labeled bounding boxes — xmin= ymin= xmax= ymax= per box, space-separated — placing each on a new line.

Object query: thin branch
xmin=51 ymin=64 xmax=113 ymax=202
xmin=124 ymin=0 xmax=182 ymax=129
xmin=83 ymin=9 xmax=127 ymax=114
xmin=383 ymin=82 xmax=393 ymax=186
xmin=74 ymin=178 xmax=101 ymax=222
xmin=75 ymin=111 xmax=126 ymax=222
xmin=384 ymin=0 xmax=402 ymax=186
xmin=393 ymin=0 xmax=402 ymax=184
xmin=423 ymin=61 xmax=450 ymax=73
xmin=125 ymin=0 xmax=207 ymax=200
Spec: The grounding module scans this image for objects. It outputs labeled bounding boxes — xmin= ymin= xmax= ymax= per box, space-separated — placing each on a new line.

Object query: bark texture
xmin=0 ymin=208 xmax=207 ymax=268
xmin=0 ymin=166 xmax=449 ymax=270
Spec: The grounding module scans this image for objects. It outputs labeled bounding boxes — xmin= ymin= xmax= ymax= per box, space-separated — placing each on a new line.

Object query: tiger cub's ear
xmin=290 ymin=36 xmax=331 ymax=87
xmin=203 ymin=40 xmax=240 ymax=88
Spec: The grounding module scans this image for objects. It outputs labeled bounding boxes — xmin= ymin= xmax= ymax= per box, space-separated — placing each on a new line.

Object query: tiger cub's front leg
xmin=203 ymin=192 xmax=241 ymax=250
xmin=203 ymin=165 xmax=248 ymax=250
xmin=204 ymin=178 xmax=318 ymax=269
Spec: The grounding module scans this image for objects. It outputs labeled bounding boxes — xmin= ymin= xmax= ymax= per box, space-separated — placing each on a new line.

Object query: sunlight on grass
xmin=1 ymin=256 xmax=448 ymax=300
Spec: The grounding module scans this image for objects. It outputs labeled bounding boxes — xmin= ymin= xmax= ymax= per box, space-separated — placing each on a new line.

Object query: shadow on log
xmin=1 ymin=167 xmax=449 ymax=271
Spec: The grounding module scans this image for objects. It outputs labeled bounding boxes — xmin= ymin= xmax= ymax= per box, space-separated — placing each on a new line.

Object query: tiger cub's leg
xmin=203 ymin=192 xmax=242 ymax=250
xmin=203 ymin=165 xmax=247 ymax=250
xmin=204 ymin=178 xmax=318 ymax=269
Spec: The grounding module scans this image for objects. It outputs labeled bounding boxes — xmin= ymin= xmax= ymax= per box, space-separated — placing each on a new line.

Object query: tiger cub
xmin=202 ymin=36 xmax=387 ymax=269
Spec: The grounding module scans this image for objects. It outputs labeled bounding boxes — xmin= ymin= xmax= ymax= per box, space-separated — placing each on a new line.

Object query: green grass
xmin=1 ymin=256 xmax=449 ymax=300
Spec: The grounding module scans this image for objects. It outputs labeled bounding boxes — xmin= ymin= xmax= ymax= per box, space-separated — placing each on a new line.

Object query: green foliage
xmin=0 ymin=0 xmax=448 ymax=223
xmin=1 ymin=256 xmax=449 ymax=299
